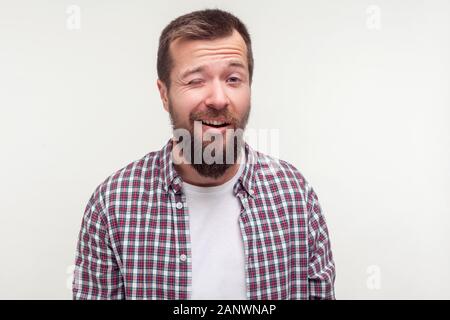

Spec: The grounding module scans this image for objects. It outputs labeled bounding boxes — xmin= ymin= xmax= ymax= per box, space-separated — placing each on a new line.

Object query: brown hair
xmin=157 ymin=9 xmax=254 ymax=90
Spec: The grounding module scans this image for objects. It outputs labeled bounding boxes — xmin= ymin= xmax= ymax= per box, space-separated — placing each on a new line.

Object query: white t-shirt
xmin=183 ymin=155 xmax=247 ymax=300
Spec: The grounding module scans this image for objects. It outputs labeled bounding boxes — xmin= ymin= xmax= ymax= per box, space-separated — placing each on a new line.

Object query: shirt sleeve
xmin=72 ymin=191 xmax=124 ymax=299
xmin=306 ymin=185 xmax=336 ymax=299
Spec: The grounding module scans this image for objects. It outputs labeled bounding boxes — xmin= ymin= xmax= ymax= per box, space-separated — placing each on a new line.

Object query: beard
xmin=168 ymin=100 xmax=250 ymax=179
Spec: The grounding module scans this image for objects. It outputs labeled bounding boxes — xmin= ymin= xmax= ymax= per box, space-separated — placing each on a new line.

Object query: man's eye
xmin=227 ymin=77 xmax=241 ymax=83
xmin=188 ymin=79 xmax=203 ymax=85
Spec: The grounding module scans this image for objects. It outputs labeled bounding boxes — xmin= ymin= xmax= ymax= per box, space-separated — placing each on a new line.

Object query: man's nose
xmin=204 ymin=79 xmax=230 ymax=110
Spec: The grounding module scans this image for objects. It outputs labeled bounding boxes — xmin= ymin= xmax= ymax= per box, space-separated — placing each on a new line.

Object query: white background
xmin=0 ymin=0 xmax=449 ymax=299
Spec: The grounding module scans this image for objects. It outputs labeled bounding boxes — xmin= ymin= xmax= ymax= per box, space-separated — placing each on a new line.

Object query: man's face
xmin=157 ymin=29 xmax=251 ymax=177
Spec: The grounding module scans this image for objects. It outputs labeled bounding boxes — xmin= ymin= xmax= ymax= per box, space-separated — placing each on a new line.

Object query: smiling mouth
xmin=200 ymin=119 xmax=231 ymax=128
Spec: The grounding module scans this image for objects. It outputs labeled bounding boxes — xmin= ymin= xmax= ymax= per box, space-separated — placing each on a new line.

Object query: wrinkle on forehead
xmin=191 ymin=47 xmax=246 ymax=59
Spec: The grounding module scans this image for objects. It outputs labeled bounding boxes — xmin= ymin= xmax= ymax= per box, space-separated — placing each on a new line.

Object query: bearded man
xmin=73 ymin=8 xmax=336 ymax=300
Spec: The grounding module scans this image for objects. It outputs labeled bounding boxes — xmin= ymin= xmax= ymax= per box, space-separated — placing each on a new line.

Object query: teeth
xmin=202 ymin=120 xmax=226 ymax=126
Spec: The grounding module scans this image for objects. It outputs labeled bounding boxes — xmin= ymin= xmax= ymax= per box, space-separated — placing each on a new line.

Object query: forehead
xmin=169 ymin=30 xmax=248 ymax=73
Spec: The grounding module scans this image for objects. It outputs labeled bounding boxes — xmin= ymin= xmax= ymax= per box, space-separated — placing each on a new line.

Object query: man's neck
xmin=171 ymin=141 xmax=243 ymax=187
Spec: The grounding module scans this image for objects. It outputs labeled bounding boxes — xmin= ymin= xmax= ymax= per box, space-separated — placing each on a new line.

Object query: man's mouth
xmin=199 ymin=119 xmax=231 ymax=128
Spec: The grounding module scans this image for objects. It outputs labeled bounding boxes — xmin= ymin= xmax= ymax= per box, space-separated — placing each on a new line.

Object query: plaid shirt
xmin=73 ymin=139 xmax=336 ymax=300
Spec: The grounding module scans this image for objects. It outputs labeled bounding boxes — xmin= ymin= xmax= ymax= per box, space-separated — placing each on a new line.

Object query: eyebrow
xmin=180 ymin=60 xmax=246 ymax=80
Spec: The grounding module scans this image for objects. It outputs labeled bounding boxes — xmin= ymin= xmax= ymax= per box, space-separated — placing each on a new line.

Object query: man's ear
xmin=157 ymin=79 xmax=169 ymax=112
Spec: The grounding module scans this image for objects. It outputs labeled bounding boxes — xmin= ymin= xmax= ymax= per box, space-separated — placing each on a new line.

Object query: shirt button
xmin=179 ymin=254 xmax=187 ymax=262
xmin=249 ymin=189 xmax=254 ymax=195
xmin=176 ymin=202 xmax=183 ymax=209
